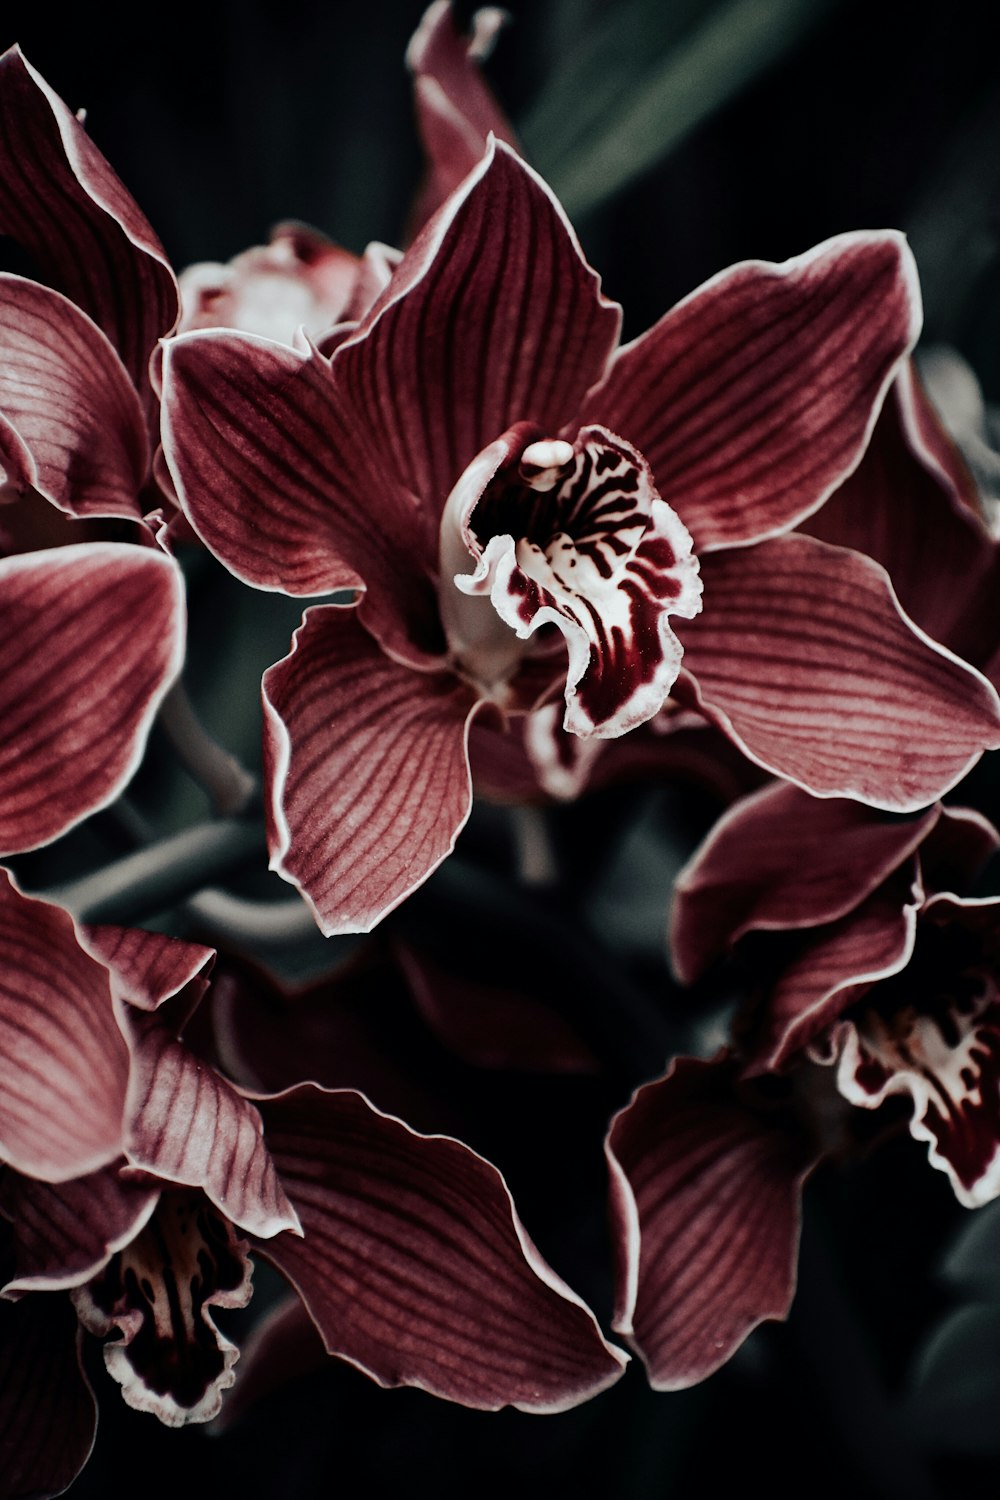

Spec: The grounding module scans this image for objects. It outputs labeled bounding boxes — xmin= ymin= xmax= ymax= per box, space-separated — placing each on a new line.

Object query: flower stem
xmin=158 ymin=679 xmax=258 ymax=816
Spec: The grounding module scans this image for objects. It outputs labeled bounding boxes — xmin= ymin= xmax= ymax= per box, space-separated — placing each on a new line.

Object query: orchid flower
xmin=0 ymin=870 xmax=625 ymax=1497
xmin=606 ymin=785 xmax=1000 ymax=1391
xmin=161 ymin=136 xmax=1000 ymax=935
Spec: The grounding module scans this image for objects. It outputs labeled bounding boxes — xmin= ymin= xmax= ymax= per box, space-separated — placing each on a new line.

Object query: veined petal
xmin=123 ymin=1026 xmax=300 ymax=1239
xmin=585 ymin=231 xmax=920 ymax=550
xmin=0 ymin=275 xmax=148 ymax=518
xmin=257 ymin=1085 xmax=627 ymax=1411
xmin=835 ymin=895 xmax=1000 ymax=1207
xmin=80 ymin=925 xmax=215 ymax=1013
xmin=1 ymin=1162 xmax=158 ymax=1293
xmin=671 ymin=782 xmax=941 ymax=984
xmin=335 ymin=140 xmax=621 ymax=512
xmin=0 ymin=543 xmax=185 ymax=854
xmin=262 ymin=605 xmax=480 ymax=934
xmin=0 ymin=871 xmax=129 ymax=1182
xmin=680 ymin=533 xmax=1000 ymax=810
xmin=607 ymin=1055 xmax=816 ymax=1389
xmin=0 ymin=1292 xmax=96 ymax=1499
xmin=0 ymin=47 xmax=177 ymax=404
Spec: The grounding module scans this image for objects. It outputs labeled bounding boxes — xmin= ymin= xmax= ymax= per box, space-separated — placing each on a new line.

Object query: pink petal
xmin=262 ymin=605 xmax=480 ymax=934
xmin=679 ymin=533 xmax=1000 ymax=809
xmin=336 ymin=140 xmax=621 ymax=512
xmin=607 ymin=1055 xmax=817 ymax=1388
xmin=0 ymin=871 xmax=129 ymax=1182
xmin=585 ymin=232 xmax=920 ymax=550
xmin=0 ymin=1292 xmax=96 ymax=1497
xmin=0 ymin=47 xmax=177 ymax=405
xmin=80 ymin=925 xmax=215 ymax=1013
xmin=123 ymin=1025 xmax=300 ymax=1238
xmin=257 ymin=1085 xmax=627 ymax=1411
xmin=1 ymin=1162 xmax=158 ymax=1293
xmin=671 ymin=781 xmax=941 ymax=983
xmin=0 ymin=275 xmax=148 ymax=519
xmin=0 ymin=542 xmax=185 ymax=854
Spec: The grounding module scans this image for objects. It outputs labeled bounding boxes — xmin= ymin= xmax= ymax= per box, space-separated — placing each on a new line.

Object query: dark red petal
xmin=919 ymin=805 xmax=1000 ymax=896
xmin=257 ymin=1085 xmax=627 ymax=1411
xmin=0 ymin=871 xmax=128 ymax=1182
xmin=607 ymin=1055 xmax=817 ymax=1388
xmin=336 ymin=141 xmax=621 ymax=512
xmin=0 ymin=47 xmax=178 ymax=405
xmin=0 ymin=543 xmax=185 ymax=854
xmin=212 ymin=1294 xmax=327 ymax=1431
xmin=671 ymin=782 xmax=940 ymax=983
xmin=586 ymin=232 xmax=919 ymax=550
xmin=0 ymin=1292 xmax=96 ymax=1498
xmin=680 ymin=534 xmax=1000 ymax=809
xmin=124 ymin=1026 xmax=299 ymax=1238
xmin=263 ymin=605 xmax=479 ymax=934
xmin=80 ymin=925 xmax=214 ymax=1013
xmin=0 ymin=275 xmax=148 ymax=518
xmin=1 ymin=1162 xmax=157 ymax=1292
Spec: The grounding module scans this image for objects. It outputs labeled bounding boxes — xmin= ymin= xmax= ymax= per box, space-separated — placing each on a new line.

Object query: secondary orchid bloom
xmin=0 ymin=873 xmax=625 ymax=1498
xmin=161 ymin=136 xmax=1000 ymax=934
xmin=605 ymin=785 xmax=1000 ymax=1392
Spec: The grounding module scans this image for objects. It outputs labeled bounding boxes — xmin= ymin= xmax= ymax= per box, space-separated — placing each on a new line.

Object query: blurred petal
xmin=586 ymin=232 xmax=919 ymax=550
xmin=0 ymin=543 xmax=185 ymax=854
xmin=0 ymin=47 xmax=177 ymax=403
xmin=607 ymin=1055 xmax=816 ymax=1388
xmin=258 ymin=1086 xmax=627 ymax=1410
xmin=1 ymin=1162 xmax=157 ymax=1292
xmin=0 ymin=1292 xmax=96 ymax=1498
xmin=263 ymin=606 xmax=479 ymax=934
xmin=671 ymin=782 xmax=940 ymax=983
xmin=680 ymin=534 xmax=1000 ymax=809
xmin=211 ymin=1294 xmax=326 ymax=1431
xmin=0 ymin=275 xmax=148 ymax=518
xmin=0 ymin=871 xmax=128 ymax=1182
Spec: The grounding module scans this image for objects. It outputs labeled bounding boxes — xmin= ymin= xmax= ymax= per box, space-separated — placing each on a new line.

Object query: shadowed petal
xmin=0 ymin=872 xmax=128 ymax=1182
xmin=0 ymin=543 xmax=185 ymax=854
xmin=607 ymin=1055 xmax=817 ymax=1389
xmin=1 ymin=1163 xmax=158 ymax=1292
xmin=263 ymin=605 xmax=480 ymax=934
xmin=679 ymin=534 xmax=1000 ymax=809
xmin=0 ymin=275 xmax=148 ymax=518
xmin=0 ymin=1292 xmax=96 ymax=1499
xmin=257 ymin=1085 xmax=628 ymax=1411
xmin=586 ymin=231 xmax=919 ymax=550
xmin=211 ymin=1294 xmax=327 ymax=1431
xmin=0 ymin=47 xmax=177 ymax=406
xmin=671 ymin=782 xmax=940 ymax=983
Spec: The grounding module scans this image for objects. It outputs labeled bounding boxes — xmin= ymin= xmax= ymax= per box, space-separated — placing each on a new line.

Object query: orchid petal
xmin=0 ymin=1292 xmax=96 ymax=1498
xmin=211 ymin=1294 xmax=326 ymax=1431
xmin=80 ymin=925 xmax=215 ymax=1013
xmin=1 ymin=1162 xmax=158 ymax=1293
xmin=0 ymin=275 xmax=148 ymax=518
xmin=336 ymin=140 xmax=621 ymax=511
xmin=0 ymin=872 xmax=128 ymax=1182
xmin=671 ymin=782 xmax=941 ymax=984
xmin=0 ymin=47 xmax=177 ymax=403
xmin=607 ymin=1055 xmax=816 ymax=1389
xmin=919 ymin=805 xmax=1000 ymax=895
xmin=263 ymin=605 xmax=480 ymax=934
xmin=679 ymin=533 xmax=1000 ymax=809
xmin=257 ymin=1085 xmax=627 ymax=1411
xmin=0 ymin=543 xmax=185 ymax=854
xmin=123 ymin=1025 xmax=300 ymax=1238
xmin=586 ymin=231 xmax=919 ymax=550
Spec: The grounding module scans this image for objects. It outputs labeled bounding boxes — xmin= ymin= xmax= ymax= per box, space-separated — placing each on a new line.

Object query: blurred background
xmin=4 ymin=1 xmax=1000 ymax=1495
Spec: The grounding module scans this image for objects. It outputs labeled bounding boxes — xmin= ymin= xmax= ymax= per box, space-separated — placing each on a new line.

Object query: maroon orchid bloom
xmin=0 ymin=871 xmax=625 ymax=1497
xmin=161 ymin=137 xmax=1000 ymax=934
xmin=606 ymin=785 xmax=1000 ymax=1392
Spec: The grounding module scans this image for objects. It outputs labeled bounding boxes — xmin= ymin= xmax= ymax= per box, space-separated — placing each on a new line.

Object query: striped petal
xmin=0 ymin=47 xmax=177 ymax=408
xmin=0 ymin=275 xmax=148 ymax=518
xmin=0 ymin=872 xmax=128 ymax=1182
xmin=1 ymin=1162 xmax=158 ymax=1293
xmin=334 ymin=140 xmax=621 ymax=512
xmin=123 ymin=1024 xmax=300 ymax=1238
xmin=257 ymin=1085 xmax=628 ymax=1411
xmin=607 ymin=1055 xmax=817 ymax=1389
xmin=584 ymin=231 xmax=919 ymax=550
xmin=0 ymin=1291 xmax=96 ymax=1499
xmin=80 ymin=925 xmax=214 ymax=1014
xmin=0 ymin=543 xmax=185 ymax=855
xmin=671 ymin=782 xmax=941 ymax=984
xmin=679 ymin=533 xmax=1000 ymax=809
xmin=262 ymin=605 xmax=479 ymax=934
